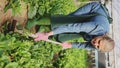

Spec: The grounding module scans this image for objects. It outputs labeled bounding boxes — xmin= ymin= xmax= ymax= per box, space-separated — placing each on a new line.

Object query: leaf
xmin=26 ymin=17 xmax=50 ymax=30
xmin=0 ymin=55 xmax=11 ymax=63
xmin=38 ymin=6 xmax=45 ymax=16
xmin=5 ymin=62 xmax=18 ymax=68
xmin=36 ymin=17 xmax=50 ymax=25
xmin=28 ymin=5 xmax=37 ymax=19
xmin=27 ymin=19 xmax=38 ymax=29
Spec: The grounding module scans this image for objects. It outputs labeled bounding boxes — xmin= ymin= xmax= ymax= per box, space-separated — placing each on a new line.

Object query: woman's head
xmin=91 ymin=35 xmax=115 ymax=52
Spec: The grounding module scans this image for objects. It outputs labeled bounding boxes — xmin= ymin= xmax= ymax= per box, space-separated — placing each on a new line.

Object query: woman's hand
xmin=32 ymin=31 xmax=53 ymax=42
xmin=61 ymin=42 xmax=72 ymax=49
xmin=32 ymin=32 xmax=49 ymax=41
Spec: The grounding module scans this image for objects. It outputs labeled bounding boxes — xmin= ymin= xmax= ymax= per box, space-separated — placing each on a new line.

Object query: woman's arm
xmin=62 ymin=42 xmax=96 ymax=50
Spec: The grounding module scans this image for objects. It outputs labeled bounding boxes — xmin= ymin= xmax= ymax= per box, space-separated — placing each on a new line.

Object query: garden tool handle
xmin=46 ymin=39 xmax=62 ymax=45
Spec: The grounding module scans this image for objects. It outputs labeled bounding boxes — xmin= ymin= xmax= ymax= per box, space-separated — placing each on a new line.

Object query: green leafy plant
xmin=24 ymin=0 xmax=77 ymax=19
xmin=0 ymin=32 xmax=88 ymax=68
xmin=49 ymin=0 xmax=77 ymax=15
xmin=53 ymin=49 xmax=88 ymax=68
xmin=0 ymin=33 xmax=61 ymax=67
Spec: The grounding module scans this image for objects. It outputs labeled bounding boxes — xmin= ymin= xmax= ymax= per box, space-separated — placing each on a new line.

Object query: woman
xmin=33 ymin=2 xmax=115 ymax=52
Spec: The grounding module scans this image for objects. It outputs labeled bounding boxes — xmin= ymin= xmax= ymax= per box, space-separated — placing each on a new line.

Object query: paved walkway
xmin=105 ymin=0 xmax=120 ymax=68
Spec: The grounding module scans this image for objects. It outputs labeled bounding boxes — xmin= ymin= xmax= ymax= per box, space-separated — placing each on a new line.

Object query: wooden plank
xmin=104 ymin=0 xmax=115 ymax=68
xmin=105 ymin=25 xmax=115 ymax=68
xmin=112 ymin=0 xmax=120 ymax=68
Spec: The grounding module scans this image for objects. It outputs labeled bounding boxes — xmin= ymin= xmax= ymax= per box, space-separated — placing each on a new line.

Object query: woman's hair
xmin=101 ymin=35 xmax=115 ymax=52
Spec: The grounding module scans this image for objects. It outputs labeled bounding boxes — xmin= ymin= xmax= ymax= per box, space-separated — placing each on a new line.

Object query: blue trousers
xmin=53 ymin=2 xmax=110 ymax=36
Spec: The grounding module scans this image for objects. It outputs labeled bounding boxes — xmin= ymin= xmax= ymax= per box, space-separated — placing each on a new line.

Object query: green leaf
xmin=5 ymin=62 xmax=18 ymax=68
xmin=38 ymin=6 xmax=45 ymax=16
xmin=26 ymin=17 xmax=50 ymax=29
xmin=28 ymin=5 xmax=37 ymax=19
xmin=36 ymin=17 xmax=50 ymax=25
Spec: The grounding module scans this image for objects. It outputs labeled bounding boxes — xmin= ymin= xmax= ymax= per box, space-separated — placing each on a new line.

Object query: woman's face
xmin=91 ymin=36 xmax=105 ymax=51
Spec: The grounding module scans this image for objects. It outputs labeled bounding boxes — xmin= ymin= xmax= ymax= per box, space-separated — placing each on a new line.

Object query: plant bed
xmin=0 ymin=33 xmax=89 ymax=68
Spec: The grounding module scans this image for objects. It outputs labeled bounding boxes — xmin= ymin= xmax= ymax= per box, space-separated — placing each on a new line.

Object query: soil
xmin=0 ymin=0 xmax=28 ymax=32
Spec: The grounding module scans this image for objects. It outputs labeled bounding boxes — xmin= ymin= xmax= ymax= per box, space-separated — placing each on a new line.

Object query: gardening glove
xmin=32 ymin=32 xmax=49 ymax=41
xmin=61 ymin=42 xmax=72 ymax=49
